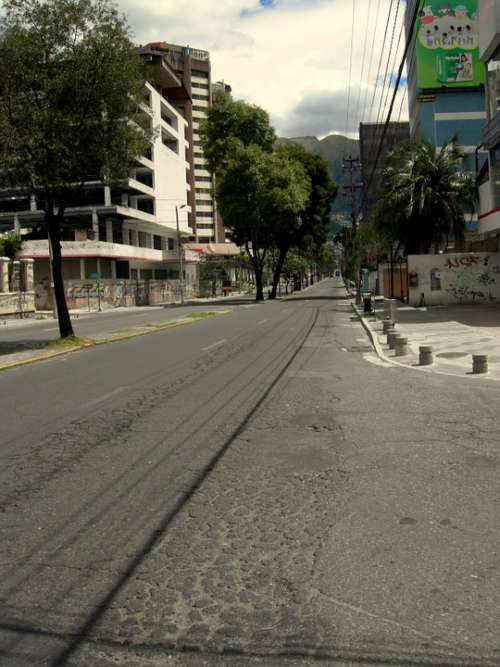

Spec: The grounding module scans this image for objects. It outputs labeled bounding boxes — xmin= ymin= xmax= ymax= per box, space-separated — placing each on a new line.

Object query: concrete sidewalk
xmin=356 ymin=298 xmax=500 ymax=381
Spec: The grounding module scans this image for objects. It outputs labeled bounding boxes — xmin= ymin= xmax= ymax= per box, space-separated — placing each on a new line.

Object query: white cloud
xmin=118 ymin=0 xmax=409 ymax=138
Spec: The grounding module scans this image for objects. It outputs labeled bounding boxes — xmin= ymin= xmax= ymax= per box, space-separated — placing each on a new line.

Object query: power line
xmin=374 ymin=0 xmax=402 ymax=129
xmin=343 ymin=0 xmax=356 ymax=157
xmin=353 ymin=0 xmax=373 ymax=135
xmin=366 ymin=0 xmax=425 ymax=192
xmin=367 ymin=0 xmax=395 ymax=123
xmin=360 ymin=0 xmax=382 ymax=123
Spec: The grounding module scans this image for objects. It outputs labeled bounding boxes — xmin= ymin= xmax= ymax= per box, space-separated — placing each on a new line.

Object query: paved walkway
xmin=357 ymin=299 xmax=500 ymax=381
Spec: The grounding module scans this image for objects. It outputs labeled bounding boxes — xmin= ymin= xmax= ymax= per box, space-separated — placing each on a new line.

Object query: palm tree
xmin=374 ymin=138 xmax=477 ymax=254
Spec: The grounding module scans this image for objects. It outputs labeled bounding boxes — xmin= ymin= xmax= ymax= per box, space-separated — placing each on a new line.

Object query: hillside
xmin=277 ymin=134 xmax=359 ymax=228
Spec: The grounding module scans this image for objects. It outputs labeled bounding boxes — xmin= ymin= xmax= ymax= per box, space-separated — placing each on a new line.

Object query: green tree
xmin=374 ymin=139 xmax=477 ymax=255
xmin=215 ymin=145 xmax=310 ymax=301
xmin=0 ymin=0 xmax=150 ymax=337
xmin=270 ymin=144 xmax=337 ymax=298
xmin=0 ymin=233 xmax=23 ymax=260
xmin=201 ymin=91 xmax=276 ymax=175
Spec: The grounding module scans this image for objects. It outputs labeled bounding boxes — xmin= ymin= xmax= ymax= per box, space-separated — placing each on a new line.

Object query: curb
xmin=0 ymin=311 xmax=228 ymax=373
xmin=350 ymin=302 xmax=496 ymax=381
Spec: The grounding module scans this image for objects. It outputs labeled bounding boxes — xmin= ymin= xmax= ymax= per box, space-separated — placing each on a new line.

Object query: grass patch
xmin=186 ymin=311 xmax=219 ymax=319
xmin=44 ymin=335 xmax=94 ymax=349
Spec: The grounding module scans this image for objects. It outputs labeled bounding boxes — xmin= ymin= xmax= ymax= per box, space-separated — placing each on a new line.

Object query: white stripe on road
xmin=202 ymin=339 xmax=226 ymax=352
xmin=42 ymin=327 xmax=58 ymax=332
xmin=257 ymin=319 xmax=268 ymax=325
xmin=80 ymin=386 xmax=128 ymax=409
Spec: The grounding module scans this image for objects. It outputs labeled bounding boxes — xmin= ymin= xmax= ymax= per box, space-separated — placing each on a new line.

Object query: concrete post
xmin=20 ymin=258 xmax=34 ymax=291
xmin=104 ymin=185 xmax=111 ymax=206
xmin=395 ymin=336 xmax=409 ymax=356
xmin=387 ymin=330 xmax=399 ymax=350
xmin=0 ymin=257 xmax=10 ymax=292
xmin=385 ymin=328 xmax=397 ymax=345
xmin=105 ymin=219 xmax=113 ymax=243
xmin=472 ymin=355 xmax=488 ymax=375
xmin=419 ymin=346 xmax=434 ymax=366
xmin=91 ymin=209 xmax=99 ymax=240
xmin=11 ymin=260 xmax=22 ymax=292
xmin=384 ymin=298 xmax=398 ymax=323
xmin=382 ymin=319 xmax=394 ymax=334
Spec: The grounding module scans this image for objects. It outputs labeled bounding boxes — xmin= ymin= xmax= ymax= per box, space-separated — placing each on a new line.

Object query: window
xmin=192 ymin=81 xmax=209 ymax=90
xmin=196 ymin=176 xmax=212 ymax=183
xmin=194 ymin=152 xmax=205 ymax=159
xmin=196 ymin=188 xmax=212 ymax=194
xmin=193 ymin=95 xmax=209 ymax=102
xmin=153 ymin=235 xmax=162 ymax=250
xmin=168 ymin=238 xmax=175 ymax=250
xmin=196 ymin=200 xmax=213 ymax=206
xmin=197 ymin=223 xmax=214 ymax=229
xmin=138 ymin=231 xmax=149 ymax=248
xmin=155 ymin=269 xmax=168 ymax=279
xmin=141 ymin=269 xmax=153 ymax=281
xmin=192 ymin=69 xmax=208 ymax=79
xmin=197 ymin=211 xmax=214 ymax=218
xmin=192 ymin=105 xmax=207 ymax=112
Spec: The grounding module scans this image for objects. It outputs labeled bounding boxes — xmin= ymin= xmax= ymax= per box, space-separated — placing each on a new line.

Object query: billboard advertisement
xmin=416 ymin=1 xmax=485 ymax=88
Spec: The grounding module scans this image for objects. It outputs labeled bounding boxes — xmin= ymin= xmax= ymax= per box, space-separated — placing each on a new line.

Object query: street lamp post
xmin=175 ymin=204 xmax=186 ymax=305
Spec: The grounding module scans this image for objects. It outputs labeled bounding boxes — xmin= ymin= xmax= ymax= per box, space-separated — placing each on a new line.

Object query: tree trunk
xmin=254 ymin=266 xmax=264 ymax=301
xmin=47 ymin=212 xmax=74 ymax=338
xmin=270 ymin=246 xmax=288 ymax=299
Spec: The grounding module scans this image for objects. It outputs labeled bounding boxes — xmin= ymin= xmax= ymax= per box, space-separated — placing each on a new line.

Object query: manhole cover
xmin=437 ymin=352 xmax=468 ymax=359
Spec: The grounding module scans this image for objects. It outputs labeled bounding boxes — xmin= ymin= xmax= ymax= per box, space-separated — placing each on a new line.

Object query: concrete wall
xmin=479 ymin=0 xmax=500 ymax=61
xmin=408 ymin=252 xmax=500 ymax=305
xmin=0 ymin=291 xmax=35 ymax=316
xmin=34 ymin=279 xmax=197 ymax=311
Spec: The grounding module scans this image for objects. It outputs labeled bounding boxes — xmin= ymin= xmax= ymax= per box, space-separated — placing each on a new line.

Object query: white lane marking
xmin=202 ymin=339 xmax=226 ymax=352
xmin=42 ymin=327 xmax=58 ymax=332
xmin=341 ymin=347 xmax=348 ymax=352
xmin=257 ymin=319 xmax=268 ymax=325
xmin=81 ymin=386 xmax=128 ymax=409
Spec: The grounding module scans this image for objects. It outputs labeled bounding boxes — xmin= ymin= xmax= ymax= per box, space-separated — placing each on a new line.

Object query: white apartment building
xmin=0 ymin=51 xmax=195 ymax=299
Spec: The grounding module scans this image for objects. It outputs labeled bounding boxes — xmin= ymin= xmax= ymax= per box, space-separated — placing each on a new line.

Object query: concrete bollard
xmin=387 ymin=330 xmax=399 ymax=350
xmin=382 ymin=319 xmax=394 ymax=334
xmin=395 ymin=336 xmax=409 ymax=356
xmin=419 ymin=346 xmax=434 ymax=366
xmin=384 ymin=298 xmax=398 ymax=323
xmin=385 ymin=328 xmax=397 ymax=345
xmin=472 ymin=354 xmax=488 ymax=375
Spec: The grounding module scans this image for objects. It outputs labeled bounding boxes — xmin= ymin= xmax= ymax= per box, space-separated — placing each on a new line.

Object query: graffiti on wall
xmin=444 ymin=256 xmax=499 ymax=303
xmin=407 ymin=253 xmax=500 ymax=306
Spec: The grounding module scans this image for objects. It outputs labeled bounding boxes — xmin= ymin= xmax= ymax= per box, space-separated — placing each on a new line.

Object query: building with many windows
xmin=0 ymin=46 xmax=197 ymax=309
xmin=144 ymin=42 xmax=227 ymax=244
xmin=359 ymin=121 xmax=410 ymax=220
xmin=405 ymin=0 xmax=488 ymax=240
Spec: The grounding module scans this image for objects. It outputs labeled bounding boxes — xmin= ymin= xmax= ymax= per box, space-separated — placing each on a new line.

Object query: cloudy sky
xmin=119 ymin=0 xmax=408 ymax=139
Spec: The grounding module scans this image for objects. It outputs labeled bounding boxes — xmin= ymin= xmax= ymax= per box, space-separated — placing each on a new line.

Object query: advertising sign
xmin=416 ymin=0 xmax=485 ymax=88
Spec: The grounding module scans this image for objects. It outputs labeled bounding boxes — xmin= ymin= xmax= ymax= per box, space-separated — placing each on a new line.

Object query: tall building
xmin=0 ymin=47 xmax=194 ymax=306
xmin=405 ymin=1 xmax=487 ymax=170
xmin=145 ymin=42 xmax=226 ymax=244
xmin=359 ymin=121 xmax=410 ymax=219
xmin=477 ymin=0 xmax=500 ymax=243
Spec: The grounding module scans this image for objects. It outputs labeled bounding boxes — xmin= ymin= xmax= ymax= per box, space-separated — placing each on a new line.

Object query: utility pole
xmin=175 ymin=204 xmax=186 ymax=305
xmin=342 ymin=156 xmax=362 ymax=304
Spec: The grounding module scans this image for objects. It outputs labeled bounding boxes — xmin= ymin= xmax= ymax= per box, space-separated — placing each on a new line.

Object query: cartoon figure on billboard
xmin=416 ymin=0 xmax=483 ymax=88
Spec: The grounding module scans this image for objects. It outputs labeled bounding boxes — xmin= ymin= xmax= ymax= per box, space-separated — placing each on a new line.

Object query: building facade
xmin=406 ymin=1 xmax=487 ymax=169
xmin=359 ymin=121 xmax=410 ymax=219
xmin=145 ymin=42 xmax=227 ymax=244
xmin=0 ymin=47 xmax=199 ymax=309
xmin=477 ymin=0 xmax=500 ymax=241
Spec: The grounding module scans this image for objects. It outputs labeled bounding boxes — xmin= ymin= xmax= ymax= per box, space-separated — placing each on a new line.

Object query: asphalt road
xmin=0 ymin=296 xmax=250 ymax=346
xmin=1 ymin=279 xmax=499 ymax=667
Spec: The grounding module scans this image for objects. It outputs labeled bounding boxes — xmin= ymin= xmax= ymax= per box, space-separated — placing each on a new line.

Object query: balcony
xmin=19 ymin=239 xmax=165 ymax=263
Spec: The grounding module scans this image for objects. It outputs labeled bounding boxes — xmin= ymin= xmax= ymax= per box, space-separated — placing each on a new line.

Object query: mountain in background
xmin=277 ymin=134 xmax=360 ymax=234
